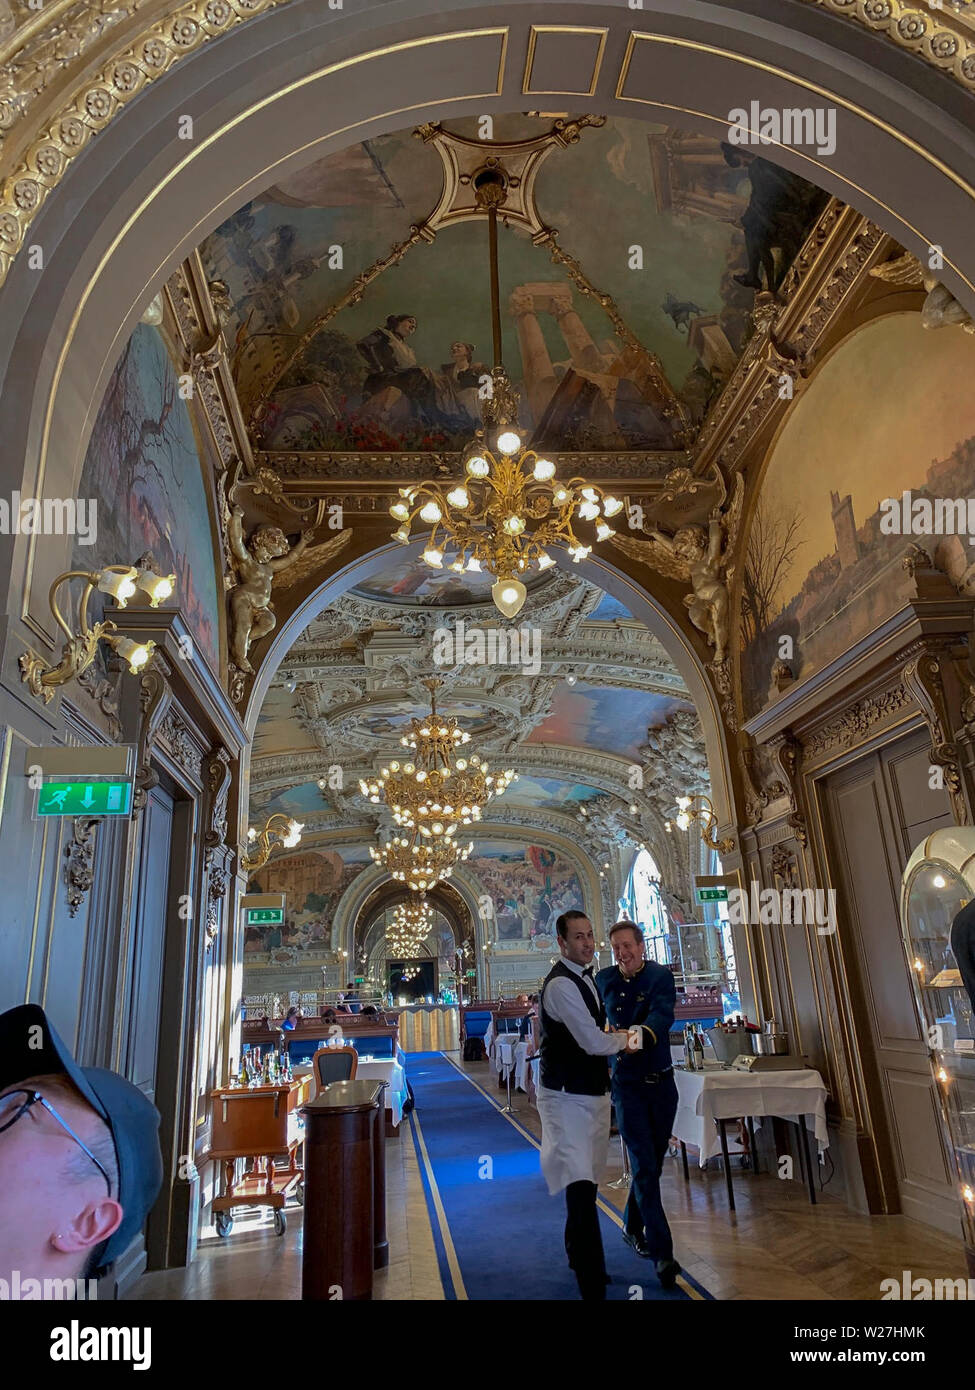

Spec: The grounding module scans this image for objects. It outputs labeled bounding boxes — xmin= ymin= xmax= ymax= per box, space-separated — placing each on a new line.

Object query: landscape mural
xmin=742 ymin=314 xmax=975 ymax=715
xmin=244 ymin=846 xmax=371 ymax=957
xmin=75 ymin=324 xmax=220 ymax=670
xmin=201 ymin=115 xmax=827 ymax=454
xmin=470 ymin=842 xmax=585 ymax=952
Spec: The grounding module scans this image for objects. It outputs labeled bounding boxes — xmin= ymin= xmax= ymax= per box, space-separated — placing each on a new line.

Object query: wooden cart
xmin=206 ymin=1075 xmax=312 ymax=1238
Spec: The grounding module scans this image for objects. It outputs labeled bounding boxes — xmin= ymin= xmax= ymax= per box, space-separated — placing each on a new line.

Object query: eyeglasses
xmin=0 ymin=1087 xmax=113 ymax=1195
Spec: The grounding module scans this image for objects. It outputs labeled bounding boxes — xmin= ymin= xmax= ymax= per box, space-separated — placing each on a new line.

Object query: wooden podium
xmin=300 ymin=1080 xmax=387 ymax=1300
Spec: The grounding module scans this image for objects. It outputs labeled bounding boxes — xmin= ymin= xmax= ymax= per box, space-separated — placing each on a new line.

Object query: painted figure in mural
xmin=661 ymin=294 xmax=704 ymax=333
xmin=720 ymin=144 xmax=826 ymax=291
xmin=357 ymin=314 xmax=440 ymax=423
xmin=436 ymin=341 xmax=489 ymax=424
xmin=227 ymin=507 xmax=313 ymax=673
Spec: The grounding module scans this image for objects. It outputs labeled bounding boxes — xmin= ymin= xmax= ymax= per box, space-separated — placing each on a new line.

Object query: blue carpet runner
xmin=405 ymin=1051 xmax=713 ymax=1301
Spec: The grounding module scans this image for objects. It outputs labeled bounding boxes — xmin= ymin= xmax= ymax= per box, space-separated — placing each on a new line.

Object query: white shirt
xmin=542 ymin=959 xmax=629 ymax=1058
xmin=535 ymin=959 xmax=627 ymax=1194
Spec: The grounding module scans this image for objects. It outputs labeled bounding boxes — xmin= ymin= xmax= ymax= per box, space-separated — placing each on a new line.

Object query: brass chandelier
xmin=359 ymin=678 xmax=515 ymax=837
xmin=388 ymin=165 xmax=624 ymax=619
xmin=386 ymin=897 xmax=434 ymax=956
xmin=371 ymin=828 xmax=472 ymax=893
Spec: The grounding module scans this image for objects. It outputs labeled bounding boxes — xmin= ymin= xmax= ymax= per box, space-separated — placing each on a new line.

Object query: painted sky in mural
xmin=201 ymin=115 xmax=826 ymax=453
xmin=528 ymin=681 xmax=694 ymax=761
xmin=351 ymin=554 xmax=555 ymax=606
xmin=75 ymin=325 xmax=220 ymax=669
xmin=742 ymin=314 xmax=975 ymax=713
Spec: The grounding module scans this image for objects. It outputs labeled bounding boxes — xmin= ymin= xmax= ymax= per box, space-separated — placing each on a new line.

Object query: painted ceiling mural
xmin=247 ymin=570 xmax=711 ymax=936
xmin=200 ymin=114 xmax=827 ymax=454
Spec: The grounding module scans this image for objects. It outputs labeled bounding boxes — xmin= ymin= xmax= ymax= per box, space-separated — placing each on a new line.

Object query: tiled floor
xmin=127 ymin=1051 xmax=969 ymax=1301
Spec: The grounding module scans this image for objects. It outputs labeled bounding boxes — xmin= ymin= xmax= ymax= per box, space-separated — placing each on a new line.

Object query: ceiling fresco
xmin=349 ymin=554 xmax=557 ymax=607
xmin=201 ymin=114 xmax=827 ymax=454
xmin=526 ymin=681 xmax=695 ymax=762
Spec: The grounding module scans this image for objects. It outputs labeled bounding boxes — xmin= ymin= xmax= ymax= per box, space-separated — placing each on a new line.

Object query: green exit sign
xmin=37 ymin=780 xmax=132 ymax=817
xmin=465 ymin=969 xmax=476 ymax=977
xmin=354 ymin=976 xmax=364 ymax=984
xmin=246 ymin=907 xmax=284 ymax=926
xmin=696 ymin=886 xmax=728 ymax=903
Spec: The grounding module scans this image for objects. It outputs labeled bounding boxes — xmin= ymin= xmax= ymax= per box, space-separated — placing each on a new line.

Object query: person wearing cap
xmin=0 ymin=1004 xmax=164 ymax=1286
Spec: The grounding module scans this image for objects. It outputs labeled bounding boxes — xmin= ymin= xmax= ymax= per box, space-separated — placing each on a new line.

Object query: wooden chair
xmin=311 ymin=1046 xmax=358 ymax=1098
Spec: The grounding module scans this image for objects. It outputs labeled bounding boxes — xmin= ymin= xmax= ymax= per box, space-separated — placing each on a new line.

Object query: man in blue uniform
xmin=596 ymin=920 xmax=681 ymax=1289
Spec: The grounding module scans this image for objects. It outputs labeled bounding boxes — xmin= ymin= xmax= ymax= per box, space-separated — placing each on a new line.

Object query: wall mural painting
xmin=742 ymin=314 xmax=975 ymax=716
xmin=200 ymin=116 xmax=827 ymax=454
xmin=74 ymin=324 xmax=221 ymax=670
xmin=528 ymin=681 xmax=695 ymax=761
xmin=471 ymin=842 xmax=585 ymax=953
xmin=244 ymin=846 xmax=370 ymax=957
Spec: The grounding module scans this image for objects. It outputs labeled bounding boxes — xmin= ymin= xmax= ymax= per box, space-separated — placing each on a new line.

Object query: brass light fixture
xmin=19 ymin=562 xmax=174 ymax=703
xmin=371 ymin=828 xmax=472 ymax=893
xmin=359 ymin=678 xmax=515 ymax=836
xmin=664 ymin=793 xmax=734 ymax=856
xmin=386 ymin=897 xmax=433 ymax=956
xmin=241 ymin=813 xmax=303 ymax=872
xmin=387 ymin=166 xmax=623 ymax=619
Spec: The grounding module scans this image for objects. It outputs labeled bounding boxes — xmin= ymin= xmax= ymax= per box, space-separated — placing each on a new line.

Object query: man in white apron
xmin=536 ymin=910 xmax=631 ymax=1300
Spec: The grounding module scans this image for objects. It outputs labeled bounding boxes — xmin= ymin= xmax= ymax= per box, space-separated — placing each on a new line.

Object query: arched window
xmin=619 ymin=849 xmax=670 ymax=964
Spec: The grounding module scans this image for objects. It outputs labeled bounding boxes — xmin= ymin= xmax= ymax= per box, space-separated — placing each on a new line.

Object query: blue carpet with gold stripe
xmin=406 ymin=1051 xmax=713 ymax=1301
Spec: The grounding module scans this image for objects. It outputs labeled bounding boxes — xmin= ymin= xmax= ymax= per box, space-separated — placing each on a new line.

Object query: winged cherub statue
xmin=228 ymin=506 xmax=352 ymax=673
xmin=610 ymin=470 xmax=743 ymax=666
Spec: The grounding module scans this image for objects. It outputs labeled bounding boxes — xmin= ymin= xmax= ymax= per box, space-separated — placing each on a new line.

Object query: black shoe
xmin=622 ymin=1230 xmax=652 ymax=1259
xmin=656 ymin=1257 xmax=681 ymax=1290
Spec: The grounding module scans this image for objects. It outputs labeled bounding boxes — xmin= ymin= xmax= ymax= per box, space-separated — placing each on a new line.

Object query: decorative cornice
xmin=801 ymin=0 xmax=975 ymax=94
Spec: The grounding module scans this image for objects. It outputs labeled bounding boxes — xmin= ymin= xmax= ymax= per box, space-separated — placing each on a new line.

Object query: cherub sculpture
xmin=227 ymin=507 xmax=352 ymax=673
xmin=611 ymin=470 xmax=743 ymax=665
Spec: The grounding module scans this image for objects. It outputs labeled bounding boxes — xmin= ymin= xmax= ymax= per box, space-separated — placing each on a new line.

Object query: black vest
xmin=539 ymin=960 xmax=611 ymax=1096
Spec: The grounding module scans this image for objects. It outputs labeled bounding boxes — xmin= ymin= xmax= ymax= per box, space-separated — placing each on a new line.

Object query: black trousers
xmin=615 ymin=1073 xmax=679 ymax=1262
xmin=564 ymin=1180 xmax=607 ymax=1300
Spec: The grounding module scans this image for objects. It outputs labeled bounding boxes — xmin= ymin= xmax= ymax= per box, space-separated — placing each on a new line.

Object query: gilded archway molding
xmin=2 ymin=2 xmax=975 ymax=294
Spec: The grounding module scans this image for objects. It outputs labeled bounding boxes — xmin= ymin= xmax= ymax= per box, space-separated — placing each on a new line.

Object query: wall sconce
xmin=664 ymin=793 xmax=735 ymax=855
xmin=241 ymin=813 xmax=303 ymax=871
xmin=19 ymin=563 xmax=174 ymax=703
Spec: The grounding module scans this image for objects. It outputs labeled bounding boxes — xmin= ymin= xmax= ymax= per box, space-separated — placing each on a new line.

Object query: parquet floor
xmin=128 ymin=1051 xmax=968 ymax=1302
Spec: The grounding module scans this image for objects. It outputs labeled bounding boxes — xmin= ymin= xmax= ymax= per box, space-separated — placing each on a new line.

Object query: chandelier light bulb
xmin=503 ymin=515 xmax=526 ymax=535
xmin=465 ymin=557 xmax=482 ymax=572
xmin=446 ymin=487 xmax=470 ymax=509
xmin=422 ymin=546 xmax=444 ymax=568
xmin=595 ymin=522 xmax=615 ymax=541
xmin=135 ymin=569 xmax=175 ymax=606
xmin=537 ymin=551 xmax=556 ymax=570
xmin=581 ymin=487 xmax=598 ymax=503
xmin=492 ymin=578 xmax=527 ymax=618
xmin=603 ymin=496 xmax=624 ymax=517
xmin=390 ymin=502 xmax=410 ymax=521
xmin=392 ymin=526 xmax=411 ymax=544
xmin=497 ymin=431 xmax=521 ymax=455
xmin=466 ymin=455 xmax=490 ymax=478
xmin=533 ymin=458 xmax=556 ymax=481
xmin=553 ymin=487 xmax=570 ymax=504
xmin=676 ymin=795 xmax=693 ymax=810
xmin=419 ymin=500 xmax=443 ymax=524
xmin=97 ymin=568 xmax=138 ymax=605
xmin=108 ymin=635 xmax=153 ymax=673
xmin=578 ymin=501 xmax=600 ymax=522
xmin=676 ymin=812 xmax=691 ymax=831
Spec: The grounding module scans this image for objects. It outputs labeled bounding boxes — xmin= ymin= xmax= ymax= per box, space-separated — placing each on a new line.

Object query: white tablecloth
xmin=674 ymin=1064 xmax=829 ymax=1166
xmin=353 ymin=1058 xmax=408 ymax=1127
xmin=492 ymin=1038 xmax=533 ymax=1087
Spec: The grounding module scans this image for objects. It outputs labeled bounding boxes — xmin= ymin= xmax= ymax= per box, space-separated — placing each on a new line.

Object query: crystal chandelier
xmin=359 ymin=678 xmax=515 ymax=836
xmin=371 ymin=828 xmax=472 ymax=893
xmin=664 ymin=793 xmax=734 ymax=856
xmin=388 ymin=166 xmax=623 ymax=619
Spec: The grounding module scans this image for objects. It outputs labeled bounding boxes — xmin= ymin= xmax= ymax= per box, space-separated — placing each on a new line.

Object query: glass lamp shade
xmin=492 ymin=578 xmax=527 ymax=619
